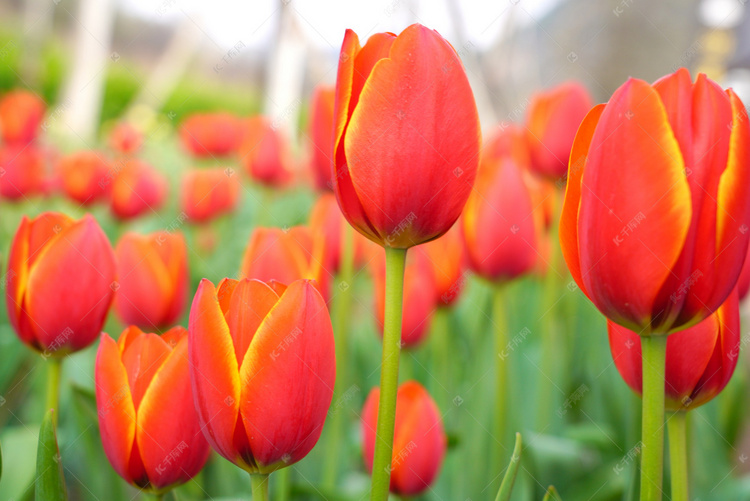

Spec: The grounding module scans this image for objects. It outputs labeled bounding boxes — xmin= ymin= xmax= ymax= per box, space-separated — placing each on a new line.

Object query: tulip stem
xmin=275 ymin=467 xmax=290 ymax=501
xmin=667 ymin=411 xmax=689 ymax=501
xmin=369 ymin=246 xmax=407 ymax=501
xmin=640 ymin=335 xmax=667 ymax=501
xmin=250 ymin=473 xmax=269 ymax=501
xmin=492 ymin=283 xmax=510 ymax=484
xmin=45 ymin=357 xmax=62 ymax=425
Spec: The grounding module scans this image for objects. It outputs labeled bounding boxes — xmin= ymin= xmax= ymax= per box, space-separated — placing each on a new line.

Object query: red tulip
xmin=179 ymin=112 xmax=241 ymax=158
xmin=6 ymin=212 xmax=116 ymax=354
xmin=108 ymin=121 xmax=143 ymax=154
xmin=188 ymin=278 xmax=336 ymax=472
xmin=609 ymin=289 xmax=740 ymax=410
xmin=362 ymin=381 xmax=446 ymax=495
xmin=180 ymin=167 xmax=241 ymax=223
xmin=114 ymin=231 xmax=188 ymax=330
xmin=737 ymin=244 xmax=750 ymax=301
xmin=109 ymin=159 xmax=167 ymax=220
xmin=333 ymin=24 xmax=480 ymax=248
xmin=560 ymin=68 xmax=750 ymax=334
xmin=57 ymin=151 xmax=110 ymax=205
xmin=0 ymin=145 xmax=49 ymax=200
xmin=238 ymin=116 xmax=291 ymax=187
xmin=309 ymin=192 xmax=370 ymax=275
xmin=96 ymin=325 xmax=210 ymax=491
xmin=525 ymin=81 xmax=593 ymax=180
xmin=308 ymin=85 xmax=336 ymax=191
xmin=462 ymin=125 xmax=546 ymax=282
xmin=415 ymin=224 xmax=467 ymax=306
xmin=0 ymin=90 xmax=45 ymax=146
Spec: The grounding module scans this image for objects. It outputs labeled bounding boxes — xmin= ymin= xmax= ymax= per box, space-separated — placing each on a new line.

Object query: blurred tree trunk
xmin=21 ymin=0 xmax=54 ymax=85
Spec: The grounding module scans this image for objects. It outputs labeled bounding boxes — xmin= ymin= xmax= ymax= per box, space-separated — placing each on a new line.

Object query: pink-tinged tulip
xmin=57 ymin=151 xmax=110 ymax=205
xmin=0 ymin=145 xmax=49 ymax=200
xmin=109 ymin=159 xmax=167 ymax=220
xmin=108 ymin=122 xmax=143 ymax=154
xmin=308 ymin=85 xmax=336 ymax=191
xmin=114 ymin=231 xmax=188 ymax=330
xmin=415 ymin=225 xmax=467 ymax=307
xmin=560 ymin=68 xmax=750 ymax=334
xmin=525 ymin=82 xmax=593 ymax=180
xmin=188 ymin=278 xmax=336 ymax=472
xmin=238 ymin=116 xmax=291 ymax=187
xmin=362 ymin=381 xmax=446 ymax=495
xmin=179 ymin=112 xmax=241 ymax=158
xmin=0 ymin=90 xmax=45 ymax=146
xmin=6 ymin=212 xmax=116 ymax=354
xmin=180 ymin=168 xmax=241 ymax=223
xmin=609 ymin=289 xmax=740 ymax=410
xmin=333 ymin=24 xmax=480 ymax=248
xmin=96 ymin=326 xmax=210 ymax=491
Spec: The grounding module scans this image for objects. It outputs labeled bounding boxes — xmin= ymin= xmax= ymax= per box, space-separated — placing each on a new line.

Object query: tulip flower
xmin=109 ymin=159 xmax=167 ymax=220
xmin=181 ymin=167 xmax=241 ymax=223
xmin=114 ymin=231 xmax=188 ymax=330
xmin=108 ymin=121 xmax=143 ymax=154
xmin=415 ymin=225 xmax=467 ymax=307
xmin=238 ymin=116 xmax=291 ymax=187
xmin=179 ymin=112 xmax=241 ymax=158
xmin=0 ymin=89 xmax=45 ymax=146
xmin=0 ymin=145 xmax=49 ymax=200
xmin=309 ymin=192 xmax=370 ymax=275
xmin=6 ymin=212 xmax=116 ymax=354
xmin=362 ymin=381 xmax=446 ymax=496
xmin=333 ymin=23 xmax=480 ymax=248
xmin=525 ymin=82 xmax=593 ymax=180
xmin=96 ymin=325 xmax=210 ymax=492
xmin=308 ymin=85 xmax=336 ymax=191
xmin=57 ymin=151 xmax=110 ymax=205
xmin=188 ymin=278 xmax=335 ymax=480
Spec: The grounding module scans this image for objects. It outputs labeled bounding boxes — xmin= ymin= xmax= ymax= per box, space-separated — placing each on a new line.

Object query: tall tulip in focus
xmin=333 ymin=24 xmax=479 ymax=498
xmin=96 ymin=326 xmax=210 ymax=493
xmin=559 ymin=68 xmax=750 ymax=500
xmin=188 ymin=278 xmax=335 ymax=499
xmin=114 ymin=231 xmax=188 ymax=330
xmin=362 ymin=381 xmax=446 ymax=496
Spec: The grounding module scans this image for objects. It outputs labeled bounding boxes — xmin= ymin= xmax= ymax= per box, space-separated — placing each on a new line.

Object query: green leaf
xmin=0 ymin=436 xmax=3 ymax=481
xmin=494 ymin=432 xmax=522 ymax=501
xmin=543 ymin=485 xmax=561 ymax=501
xmin=35 ymin=410 xmax=67 ymax=501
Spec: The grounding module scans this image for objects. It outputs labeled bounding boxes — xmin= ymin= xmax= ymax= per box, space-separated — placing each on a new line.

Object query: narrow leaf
xmin=494 ymin=432 xmax=522 ymax=501
xmin=543 ymin=485 xmax=561 ymax=501
xmin=35 ymin=410 xmax=67 ymax=501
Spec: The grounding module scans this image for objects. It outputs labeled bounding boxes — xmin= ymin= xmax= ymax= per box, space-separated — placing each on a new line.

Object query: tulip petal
xmin=224 ymin=279 xmax=280 ymax=366
xmin=120 ymin=331 xmax=172 ymax=409
xmin=578 ymin=78 xmax=692 ymax=331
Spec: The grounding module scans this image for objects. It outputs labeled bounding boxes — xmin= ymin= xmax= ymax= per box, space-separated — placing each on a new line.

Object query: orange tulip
xmin=180 ymin=167 xmax=241 ymax=223
xmin=309 ymin=192 xmax=370 ymax=275
xmin=308 ymin=85 xmax=336 ymax=191
xmin=188 ymin=278 xmax=336 ymax=472
xmin=333 ymin=24 xmax=480 ymax=248
xmin=179 ymin=112 xmax=241 ymax=158
xmin=109 ymin=158 xmax=167 ymax=220
xmin=57 ymin=151 xmax=110 ymax=205
xmin=0 ymin=145 xmax=49 ymax=200
xmin=362 ymin=381 xmax=446 ymax=496
xmin=96 ymin=326 xmax=210 ymax=491
xmin=560 ymin=68 xmax=750 ymax=334
xmin=114 ymin=231 xmax=188 ymax=330
xmin=609 ymin=289 xmax=739 ymax=410
xmin=415 ymin=225 xmax=467 ymax=307
xmin=525 ymin=81 xmax=593 ymax=180
xmin=238 ymin=116 xmax=291 ymax=187
xmin=0 ymin=89 xmax=45 ymax=146
xmin=6 ymin=212 xmax=116 ymax=355
xmin=108 ymin=121 xmax=143 ymax=154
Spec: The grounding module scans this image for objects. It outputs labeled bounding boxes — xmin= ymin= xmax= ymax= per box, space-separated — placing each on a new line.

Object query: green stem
xmin=369 ymin=247 xmax=407 ymax=501
xmin=275 ymin=467 xmax=290 ymax=501
xmin=45 ymin=357 xmax=62 ymax=425
xmin=640 ymin=335 xmax=667 ymax=501
xmin=493 ymin=284 xmax=509 ymax=452
xmin=538 ymin=217 xmax=562 ymax=432
xmin=251 ymin=473 xmax=269 ymax=501
xmin=323 ymin=223 xmax=356 ymax=487
xmin=667 ymin=411 xmax=689 ymax=501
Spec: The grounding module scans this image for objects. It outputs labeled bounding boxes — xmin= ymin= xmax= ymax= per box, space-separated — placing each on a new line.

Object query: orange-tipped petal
xmin=224 ymin=279 xmax=280 ymax=366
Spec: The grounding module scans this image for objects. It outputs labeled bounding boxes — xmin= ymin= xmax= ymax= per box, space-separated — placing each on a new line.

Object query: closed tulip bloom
xmin=333 ymin=24 xmax=480 ymax=248
xmin=114 ymin=231 xmax=188 ymax=330
xmin=57 ymin=151 xmax=110 ymax=205
xmin=96 ymin=326 xmax=210 ymax=491
xmin=415 ymin=225 xmax=466 ymax=307
xmin=6 ymin=212 xmax=116 ymax=354
xmin=180 ymin=112 xmax=241 ymax=158
xmin=525 ymin=82 xmax=593 ymax=180
xmin=362 ymin=381 xmax=446 ymax=496
xmin=308 ymin=85 xmax=336 ymax=191
xmin=188 ymin=278 xmax=336 ymax=472
xmin=108 ymin=121 xmax=143 ymax=154
xmin=609 ymin=289 xmax=740 ymax=410
xmin=560 ymin=68 xmax=750 ymax=334
xmin=462 ymin=126 xmax=546 ymax=282
xmin=109 ymin=159 xmax=167 ymax=220
xmin=239 ymin=116 xmax=291 ymax=187
xmin=309 ymin=192 xmax=370 ymax=274
xmin=0 ymin=145 xmax=49 ymax=200
xmin=737 ymin=245 xmax=750 ymax=300
xmin=0 ymin=90 xmax=45 ymax=146
xmin=181 ymin=167 xmax=241 ymax=223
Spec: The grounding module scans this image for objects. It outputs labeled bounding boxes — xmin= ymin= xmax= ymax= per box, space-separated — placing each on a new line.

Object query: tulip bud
xmin=0 ymin=145 xmax=49 ymax=200
xmin=109 ymin=158 xmax=167 ymax=220
xmin=238 ymin=116 xmax=292 ymax=187
xmin=415 ymin=225 xmax=467 ymax=307
xmin=180 ymin=167 xmax=241 ymax=223
xmin=179 ymin=112 xmax=242 ymax=158
xmin=308 ymin=85 xmax=336 ymax=191
xmin=0 ymin=90 xmax=45 ymax=146
xmin=108 ymin=121 xmax=143 ymax=154
xmin=57 ymin=151 xmax=110 ymax=205
xmin=308 ymin=192 xmax=370 ymax=275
